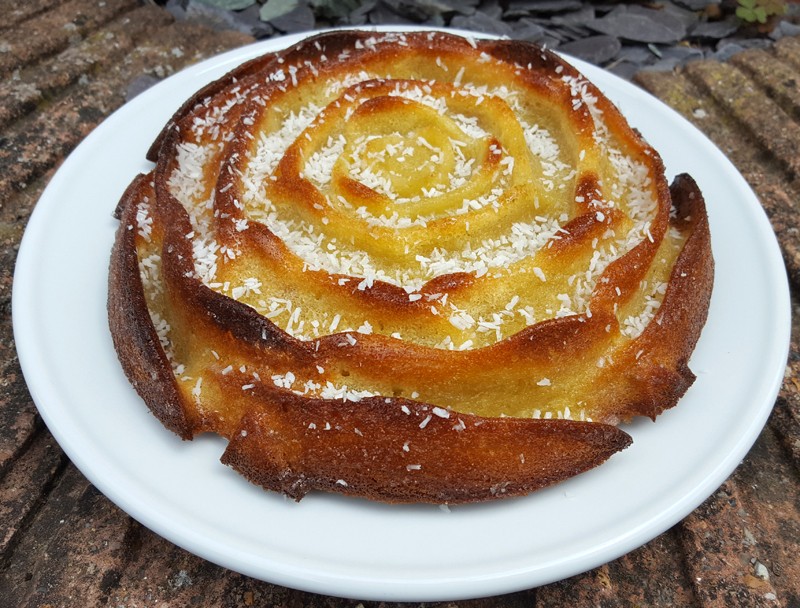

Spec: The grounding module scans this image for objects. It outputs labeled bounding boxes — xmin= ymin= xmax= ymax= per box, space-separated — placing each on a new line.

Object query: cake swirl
xmin=109 ymin=30 xmax=713 ymax=503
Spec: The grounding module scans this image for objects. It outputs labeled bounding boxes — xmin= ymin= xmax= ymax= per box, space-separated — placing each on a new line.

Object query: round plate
xmin=12 ymin=28 xmax=791 ymax=602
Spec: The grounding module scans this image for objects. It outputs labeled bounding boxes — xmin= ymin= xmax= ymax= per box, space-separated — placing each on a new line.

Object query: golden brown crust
xmin=221 ymin=389 xmax=632 ymax=504
xmin=608 ymin=173 xmax=715 ymax=422
xmin=147 ymin=51 xmax=284 ymax=161
xmin=108 ymin=175 xmax=196 ymax=439
xmin=108 ymin=30 xmax=713 ymax=503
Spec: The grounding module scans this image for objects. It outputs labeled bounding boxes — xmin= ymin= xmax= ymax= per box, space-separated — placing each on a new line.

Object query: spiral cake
xmin=108 ymin=30 xmax=713 ymax=503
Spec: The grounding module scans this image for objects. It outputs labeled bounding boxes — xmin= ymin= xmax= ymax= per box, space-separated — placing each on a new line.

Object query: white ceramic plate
xmin=13 ymin=28 xmax=791 ymax=602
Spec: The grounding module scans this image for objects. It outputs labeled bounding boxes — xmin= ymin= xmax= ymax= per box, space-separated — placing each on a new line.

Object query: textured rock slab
xmin=504 ymin=0 xmax=584 ymax=17
xmin=690 ymin=15 xmax=741 ymax=39
xmin=0 ymin=0 xmax=140 ymax=78
xmin=0 ymin=4 xmax=173 ymax=129
xmin=560 ymin=34 xmax=621 ymax=64
xmin=587 ymin=5 xmax=689 ymax=44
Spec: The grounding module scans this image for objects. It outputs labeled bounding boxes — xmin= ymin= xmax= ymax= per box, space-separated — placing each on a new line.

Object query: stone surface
xmin=504 ymin=0 xmax=585 ymax=17
xmin=559 ymin=34 xmax=621 ymax=64
xmin=452 ymin=10 xmax=515 ymax=36
xmin=0 ymin=1 xmax=798 ymax=607
xmin=0 ymin=0 xmax=141 ymax=78
xmin=586 ymin=5 xmax=689 ymax=44
xmin=690 ymin=15 xmax=741 ymax=39
xmin=674 ymin=0 xmax=720 ymax=9
xmin=158 ymin=0 xmax=800 ymax=76
xmin=262 ymin=0 xmax=316 ymax=32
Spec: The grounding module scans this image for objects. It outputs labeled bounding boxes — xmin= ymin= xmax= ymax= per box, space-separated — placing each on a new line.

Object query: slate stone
xmin=550 ymin=5 xmax=595 ymax=26
xmin=183 ymin=0 xmax=257 ymax=33
xmin=510 ymin=19 xmax=561 ymax=47
xmin=616 ymin=43 xmax=658 ymax=63
xmin=640 ymin=45 xmax=707 ymax=72
xmin=526 ymin=13 xmax=594 ymax=41
xmin=179 ymin=0 xmax=273 ymax=37
xmin=449 ymin=0 xmax=481 ymax=13
xmin=639 ymin=56 xmax=685 ymax=72
xmin=559 ymin=34 xmax=621 ymax=64
xmin=267 ymin=1 xmax=316 ymax=32
xmin=367 ymin=4 xmax=416 ymax=25
xmin=551 ymin=22 xmax=594 ymax=42
xmin=478 ymin=0 xmax=504 ymax=21
xmin=713 ymin=37 xmax=772 ymax=61
xmin=587 ymin=5 xmax=688 ymax=44
xmin=451 ymin=0 xmax=482 ymax=12
xmin=157 ymin=0 xmax=797 ymax=84
xmin=381 ymin=0 xmax=477 ymax=21
xmin=504 ymin=0 xmax=584 ymax=19
xmin=659 ymin=44 xmax=705 ymax=61
xmin=347 ymin=0 xmax=376 ymax=25
xmin=422 ymin=0 xmax=480 ymax=14
xmin=717 ymin=37 xmax=774 ymax=51
xmin=523 ymin=19 xmax=570 ymax=41
xmin=690 ymin=16 xmax=740 ymax=39
xmin=658 ymin=0 xmax=703 ymax=29
xmin=711 ymin=42 xmax=746 ymax=61
xmin=423 ymin=12 xmax=446 ymax=27
xmin=672 ymin=0 xmax=720 ymax=9
xmin=770 ymin=20 xmax=800 ymax=40
xmin=511 ymin=17 xmax=546 ymax=40
xmin=607 ymin=61 xmax=643 ymax=80
xmin=238 ymin=3 xmax=276 ymax=37
xmin=451 ymin=10 xmax=514 ymax=36
xmin=165 ymin=0 xmax=187 ymax=20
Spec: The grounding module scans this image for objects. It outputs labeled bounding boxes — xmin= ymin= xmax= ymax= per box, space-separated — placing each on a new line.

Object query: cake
xmin=108 ymin=30 xmax=713 ymax=503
